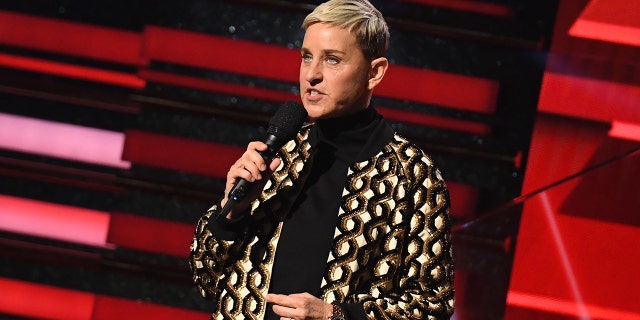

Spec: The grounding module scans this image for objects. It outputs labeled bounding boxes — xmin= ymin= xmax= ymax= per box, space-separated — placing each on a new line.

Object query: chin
xmin=302 ymin=105 xmax=325 ymax=120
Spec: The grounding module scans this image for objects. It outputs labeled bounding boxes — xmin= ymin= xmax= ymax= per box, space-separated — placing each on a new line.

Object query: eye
xmin=301 ymin=53 xmax=312 ymax=63
xmin=326 ymin=56 xmax=340 ymax=65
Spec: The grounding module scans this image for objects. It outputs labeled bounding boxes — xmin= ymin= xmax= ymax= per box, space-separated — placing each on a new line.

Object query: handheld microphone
xmin=211 ymin=101 xmax=308 ymax=223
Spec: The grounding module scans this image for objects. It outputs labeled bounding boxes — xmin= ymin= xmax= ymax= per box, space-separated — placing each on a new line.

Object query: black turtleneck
xmin=266 ymin=107 xmax=391 ymax=320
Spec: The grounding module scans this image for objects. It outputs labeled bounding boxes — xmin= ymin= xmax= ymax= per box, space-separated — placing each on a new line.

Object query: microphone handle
xmin=209 ymin=134 xmax=279 ymax=223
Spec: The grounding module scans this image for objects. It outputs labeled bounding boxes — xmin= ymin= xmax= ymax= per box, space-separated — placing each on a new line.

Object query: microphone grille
xmin=267 ymin=101 xmax=308 ymax=141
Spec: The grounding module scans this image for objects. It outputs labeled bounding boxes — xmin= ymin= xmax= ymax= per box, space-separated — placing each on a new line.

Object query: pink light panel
xmin=0 ymin=194 xmax=111 ymax=247
xmin=0 ymin=112 xmax=131 ymax=169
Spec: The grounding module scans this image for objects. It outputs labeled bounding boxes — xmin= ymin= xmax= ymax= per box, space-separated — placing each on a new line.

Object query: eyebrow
xmin=300 ymin=48 xmax=347 ymax=56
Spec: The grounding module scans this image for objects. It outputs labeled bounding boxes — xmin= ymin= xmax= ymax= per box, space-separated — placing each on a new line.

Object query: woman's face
xmin=299 ymin=23 xmax=373 ymax=120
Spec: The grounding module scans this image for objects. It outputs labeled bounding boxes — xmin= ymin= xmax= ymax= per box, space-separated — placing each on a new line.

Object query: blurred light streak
xmin=539 ymin=192 xmax=590 ymax=319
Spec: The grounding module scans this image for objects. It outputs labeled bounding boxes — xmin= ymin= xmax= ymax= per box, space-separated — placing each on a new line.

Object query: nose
xmin=304 ymin=60 xmax=322 ymax=85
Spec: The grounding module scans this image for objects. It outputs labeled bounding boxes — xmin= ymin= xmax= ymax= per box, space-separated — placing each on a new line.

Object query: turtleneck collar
xmin=310 ymin=106 xmax=391 ymax=163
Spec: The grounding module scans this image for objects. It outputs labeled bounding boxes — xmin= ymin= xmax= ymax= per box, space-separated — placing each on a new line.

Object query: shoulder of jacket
xmin=389 ymin=132 xmax=435 ymax=166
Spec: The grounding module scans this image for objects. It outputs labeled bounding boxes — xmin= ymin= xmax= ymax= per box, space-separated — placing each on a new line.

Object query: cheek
xmin=335 ymin=72 xmax=367 ymax=98
xmin=331 ymin=73 xmax=358 ymax=94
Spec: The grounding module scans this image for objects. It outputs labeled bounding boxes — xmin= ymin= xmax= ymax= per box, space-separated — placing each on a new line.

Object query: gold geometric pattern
xmin=189 ymin=127 xmax=454 ymax=319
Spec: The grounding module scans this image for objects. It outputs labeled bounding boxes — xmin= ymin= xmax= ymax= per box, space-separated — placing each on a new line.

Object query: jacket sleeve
xmin=188 ymin=204 xmax=246 ymax=301
xmin=350 ymin=160 xmax=455 ymax=319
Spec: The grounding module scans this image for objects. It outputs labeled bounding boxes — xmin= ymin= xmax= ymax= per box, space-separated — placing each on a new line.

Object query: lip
xmin=304 ymin=88 xmax=324 ymax=102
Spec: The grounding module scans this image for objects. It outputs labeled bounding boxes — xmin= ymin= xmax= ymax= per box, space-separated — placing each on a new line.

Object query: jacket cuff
xmin=205 ymin=206 xmax=246 ymax=241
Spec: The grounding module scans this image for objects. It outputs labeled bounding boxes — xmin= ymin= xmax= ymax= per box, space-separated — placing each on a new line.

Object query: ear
xmin=368 ymin=57 xmax=389 ymax=90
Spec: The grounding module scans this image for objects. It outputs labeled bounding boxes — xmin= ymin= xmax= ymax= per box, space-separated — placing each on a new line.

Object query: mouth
xmin=306 ymin=88 xmax=322 ymax=96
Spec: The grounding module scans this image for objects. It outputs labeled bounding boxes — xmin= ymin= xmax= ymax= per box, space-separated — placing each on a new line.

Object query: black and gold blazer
xmin=189 ymin=125 xmax=454 ymax=319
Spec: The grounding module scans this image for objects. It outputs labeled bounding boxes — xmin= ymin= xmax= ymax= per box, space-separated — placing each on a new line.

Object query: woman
xmin=189 ymin=1 xmax=455 ymax=319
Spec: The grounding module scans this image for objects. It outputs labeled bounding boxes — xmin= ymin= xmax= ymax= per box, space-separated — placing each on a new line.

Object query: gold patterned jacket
xmin=189 ymin=124 xmax=454 ymax=319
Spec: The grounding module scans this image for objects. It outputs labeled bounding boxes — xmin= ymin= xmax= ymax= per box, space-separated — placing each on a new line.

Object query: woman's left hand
xmin=266 ymin=292 xmax=333 ymax=320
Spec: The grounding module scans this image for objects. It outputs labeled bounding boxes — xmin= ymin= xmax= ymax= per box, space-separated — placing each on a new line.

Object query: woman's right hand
xmin=221 ymin=141 xmax=281 ymax=218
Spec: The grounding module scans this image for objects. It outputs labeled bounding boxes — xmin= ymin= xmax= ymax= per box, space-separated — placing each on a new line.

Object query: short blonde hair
xmin=302 ymin=0 xmax=390 ymax=60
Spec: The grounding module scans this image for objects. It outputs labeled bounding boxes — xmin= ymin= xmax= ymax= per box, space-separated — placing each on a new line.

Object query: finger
xmin=268 ymin=294 xmax=303 ymax=319
xmin=246 ymin=141 xmax=269 ymax=171
xmin=271 ymin=304 xmax=299 ymax=320
xmin=266 ymin=293 xmax=290 ymax=306
xmin=289 ymin=292 xmax=314 ymax=299
xmin=247 ymin=140 xmax=269 ymax=152
xmin=237 ymin=156 xmax=263 ymax=180
xmin=228 ymin=160 xmax=259 ymax=183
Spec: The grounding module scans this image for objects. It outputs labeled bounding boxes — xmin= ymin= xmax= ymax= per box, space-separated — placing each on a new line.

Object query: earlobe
xmin=368 ymin=57 xmax=389 ymax=90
